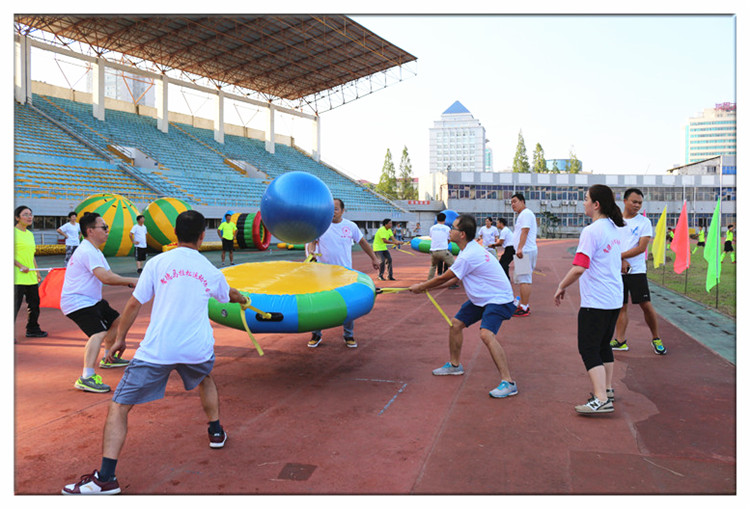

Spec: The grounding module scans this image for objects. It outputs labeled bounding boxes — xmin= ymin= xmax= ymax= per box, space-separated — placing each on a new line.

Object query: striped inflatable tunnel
xmin=230 ymin=212 xmax=271 ymax=251
xmin=410 ymin=236 xmax=460 ymax=256
xmin=143 ymin=197 xmax=193 ymax=251
xmin=208 ymin=261 xmax=375 ymax=334
xmin=75 ymin=193 xmax=139 ymax=256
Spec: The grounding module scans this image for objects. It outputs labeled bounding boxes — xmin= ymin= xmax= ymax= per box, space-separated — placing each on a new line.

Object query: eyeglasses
xmin=92 ymin=225 xmax=109 ymax=231
xmin=450 ymin=225 xmax=460 ymax=231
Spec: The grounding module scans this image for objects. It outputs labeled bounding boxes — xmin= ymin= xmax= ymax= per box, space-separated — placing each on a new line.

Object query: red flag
xmin=670 ymin=200 xmax=691 ymax=274
xmin=39 ymin=268 xmax=66 ymax=309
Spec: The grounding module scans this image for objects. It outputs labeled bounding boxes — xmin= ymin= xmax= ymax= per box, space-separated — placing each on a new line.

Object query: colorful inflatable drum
xmin=208 ymin=261 xmax=375 ymax=334
xmin=143 ymin=197 xmax=192 ymax=251
xmin=410 ymin=236 xmax=460 ymax=256
xmin=230 ymin=212 xmax=271 ymax=251
xmin=75 ymin=193 xmax=139 ymax=256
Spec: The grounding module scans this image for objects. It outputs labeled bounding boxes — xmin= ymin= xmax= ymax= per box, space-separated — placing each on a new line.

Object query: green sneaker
xmin=99 ymin=354 xmax=129 ymax=369
xmin=610 ymin=339 xmax=629 ymax=351
xmin=74 ymin=374 xmax=111 ymax=393
xmin=651 ymin=338 xmax=667 ymax=355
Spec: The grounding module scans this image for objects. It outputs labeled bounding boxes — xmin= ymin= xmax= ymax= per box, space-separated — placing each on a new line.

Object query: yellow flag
xmin=652 ymin=206 xmax=668 ymax=268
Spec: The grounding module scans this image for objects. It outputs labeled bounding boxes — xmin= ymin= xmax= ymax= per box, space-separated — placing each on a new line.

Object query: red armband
xmin=573 ymin=252 xmax=590 ymax=268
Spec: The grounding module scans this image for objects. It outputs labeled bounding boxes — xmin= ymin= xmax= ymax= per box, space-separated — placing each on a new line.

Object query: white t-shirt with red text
xmin=575 ymin=218 xmax=624 ymax=310
xmin=450 ymin=240 xmax=514 ymax=307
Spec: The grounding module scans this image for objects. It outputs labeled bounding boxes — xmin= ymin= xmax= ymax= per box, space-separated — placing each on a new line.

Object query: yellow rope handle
xmin=303 ymin=253 xmax=321 ymax=263
xmin=390 ymin=244 xmax=415 ymax=255
xmin=425 ymin=290 xmax=452 ymax=326
xmin=239 ymin=296 xmax=264 ymax=356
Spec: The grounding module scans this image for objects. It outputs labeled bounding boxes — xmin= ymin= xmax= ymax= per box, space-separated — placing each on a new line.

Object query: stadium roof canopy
xmin=14 ymin=15 xmax=417 ymax=113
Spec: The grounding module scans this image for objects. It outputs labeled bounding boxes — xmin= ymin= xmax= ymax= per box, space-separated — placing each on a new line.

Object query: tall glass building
xmin=429 ymin=101 xmax=487 ymax=173
xmin=684 ymin=103 xmax=736 ymax=164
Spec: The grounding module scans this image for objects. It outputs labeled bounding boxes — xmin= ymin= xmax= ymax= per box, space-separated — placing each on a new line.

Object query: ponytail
xmin=588 ymin=184 xmax=625 ymax=227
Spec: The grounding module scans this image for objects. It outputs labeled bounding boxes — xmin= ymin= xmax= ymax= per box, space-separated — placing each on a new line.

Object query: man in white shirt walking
xmin=62 ymin=210 xmax=250 ymax=495
xmin=510 ymin=193 xmax=538 ymax=317
xmin=57 ymin=211 xmax=81 ymax=266
xmin=428 ymin=212 xmax=455 ymax=279
xmin=478 ymin=217 xmax=499 ymax=256
xmin=610 ymin=188 xmax=666 ymax=355
xmin=130 ymin=215 xmax=148 ymax=274
xmin=306 ymin=198 xmax=380 ymax=348
xmin=61 ymin=212 xmax=140 ymax=393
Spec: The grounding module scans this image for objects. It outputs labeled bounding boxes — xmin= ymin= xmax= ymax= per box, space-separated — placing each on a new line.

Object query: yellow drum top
xmin=222 ymin=261 xmax=359 ymax=295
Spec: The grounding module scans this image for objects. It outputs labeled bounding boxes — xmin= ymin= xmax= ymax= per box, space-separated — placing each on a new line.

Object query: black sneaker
xmin=651 ymin=338 xmax=667 ymax=355
xmin=308 ymin=334 xmax=322 ymax=348
xmin=25 ymin=330 xmax=48 ymax=338
xmin=344 ymin=337 xmax=357 ymax=348
xmin=513 ymin=306 xmax=530 ymax=317
xmin=209 ymin=428 xmax=227 ymax=449
xmin=377 ymin=276 xmax=385 ymax=281
xmin=388 ymin=277 xmax=396 ymax=281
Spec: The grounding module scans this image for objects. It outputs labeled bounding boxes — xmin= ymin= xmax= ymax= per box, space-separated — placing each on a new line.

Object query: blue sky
xmin=317 ymin=14 xmax=737 ymax=182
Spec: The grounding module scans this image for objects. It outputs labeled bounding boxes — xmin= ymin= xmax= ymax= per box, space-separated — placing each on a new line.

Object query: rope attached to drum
xmin=376 ymin=287 xmax=452 ymax=326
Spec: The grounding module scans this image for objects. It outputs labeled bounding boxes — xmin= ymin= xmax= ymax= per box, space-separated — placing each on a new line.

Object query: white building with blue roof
xmin=429 ymin=101 xmax=487 ymax=174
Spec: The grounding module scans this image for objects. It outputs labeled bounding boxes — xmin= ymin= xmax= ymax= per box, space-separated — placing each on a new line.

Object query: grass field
xmin=647 ymin=245 xmax=736 ymax=318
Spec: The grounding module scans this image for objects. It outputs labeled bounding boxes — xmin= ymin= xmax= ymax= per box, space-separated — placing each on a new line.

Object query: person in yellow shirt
xmin=373 ymin=218 xmax=405 ymax=281
xmin=14 ymin=205 xmax=47 ymax=339
xmin=217 ymin=213 xmax=238 ymax=266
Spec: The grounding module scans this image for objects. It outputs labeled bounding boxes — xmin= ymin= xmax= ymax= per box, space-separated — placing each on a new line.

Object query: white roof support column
xmin=214 ymin=89 xmax=225 ymax=144
xmin=156 ymin=74 xmax=169 ymax=133
xmin=265 ymin=102 xmax=276 ymax=154
xmin=312 ymin=114 xmax=321 ymax=162
xmin=14 ymin=35 xmax=31 ymax=104
xmin=92 ymin=58 xmax=105 ymax=121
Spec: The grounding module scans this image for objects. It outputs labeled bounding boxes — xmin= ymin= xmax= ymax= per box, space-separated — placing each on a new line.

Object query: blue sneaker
xmin=432 ymin=362 xmax=464 ymax=376
xmin=489 ymin=380 xmax=518 ymax=398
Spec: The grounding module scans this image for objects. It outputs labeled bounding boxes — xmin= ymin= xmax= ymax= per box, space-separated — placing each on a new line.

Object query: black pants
xmin=499 ymin=246 xmax=515 ymax=279
xmin=377 ymin=250 xmax=393 ymax=278
xmin=14 ymin=284 xmax=42 ymax=333
xmin=578 ymin=308 xmax=620 ymax=371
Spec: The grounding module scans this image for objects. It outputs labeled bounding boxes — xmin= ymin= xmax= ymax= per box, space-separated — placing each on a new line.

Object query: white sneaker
xmin=432 ymin=362 xmax=464 ymax=376
xmin=62 ymin=470 xmax=121 ymax=495
xmin=575 ymin=394 xmax=614 ymax=415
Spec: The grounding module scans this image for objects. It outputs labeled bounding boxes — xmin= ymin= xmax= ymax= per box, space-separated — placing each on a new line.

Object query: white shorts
xmin=513 ymin=250 xmax=538 ymax=284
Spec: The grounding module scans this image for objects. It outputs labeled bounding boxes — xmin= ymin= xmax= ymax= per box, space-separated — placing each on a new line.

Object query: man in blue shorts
xmin=62 ymin=210 xmax=250 ymax=495
xmin=409 ymin=214 xmax=518 ymax=399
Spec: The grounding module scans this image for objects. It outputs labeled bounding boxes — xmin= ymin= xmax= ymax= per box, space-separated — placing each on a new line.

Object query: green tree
xmin=398 ymin=146 xmax=418 ymax=200
xmin=512 ymin=130 xmax=530 ymax=173
xmin=376 ymin=148 xmax=398 ymax=199
xmin=532 ymin=143 xmax=547 ymax=173
xmin=568 ymin=148 xmax=582 ymax=173
xmin=551 ymin=160 xmax=560 ymax=174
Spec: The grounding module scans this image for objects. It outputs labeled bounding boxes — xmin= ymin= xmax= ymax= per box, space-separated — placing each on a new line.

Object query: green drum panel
xmin=295 ymin=289 xmax=348 ymax=332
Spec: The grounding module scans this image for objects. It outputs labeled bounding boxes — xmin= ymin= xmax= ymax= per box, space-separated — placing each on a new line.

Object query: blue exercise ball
xmin=260 ymin=172 xmax=334 ymax=244
xmin=435 ymin=209 xmax=459 ymax=226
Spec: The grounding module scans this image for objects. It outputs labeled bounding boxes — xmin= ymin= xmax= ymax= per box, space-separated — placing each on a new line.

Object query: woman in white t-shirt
xmin=553 ymin=184 xmax=625 ymax=416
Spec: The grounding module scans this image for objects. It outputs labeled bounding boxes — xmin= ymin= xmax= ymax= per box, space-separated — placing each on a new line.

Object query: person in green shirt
xmin=373 ymin=218 xmax=406 ymax=281
xmin=721 ymin=224 xmax=735 ymax=263
xmin=14 ymin=205 xmax=47 ymax=339
xmin=217 ymin=213 xmax=238 ymax=266
xmin=693 ymin=226 xmax=706 ymax=254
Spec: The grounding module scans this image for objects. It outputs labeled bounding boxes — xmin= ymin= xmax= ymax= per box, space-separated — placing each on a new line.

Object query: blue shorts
xmin=112 ymin=356 xmax=215 ymax=405
xmin=454 ymin=300 xmax=517 ymax=335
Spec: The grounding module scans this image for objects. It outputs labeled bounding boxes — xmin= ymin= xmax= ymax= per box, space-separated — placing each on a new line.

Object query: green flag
xmin=703 ymin=199 xmax=722 ymax=292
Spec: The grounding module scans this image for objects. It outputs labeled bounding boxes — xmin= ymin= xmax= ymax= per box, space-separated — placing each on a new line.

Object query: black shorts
xmin=578 ymin=307 xmax=619 ymax=371
xmin=65 ymin=300 xmax=120 ymax=337
xmin=622 ymin=273 xmax=651 ymax=304
xmin=724 ymin=240 xmax=734 ymax=252
xmin=221 ymin=238 xmax=234 ymax=252
xmin=134 ymin=247 xmax=148 ymax=261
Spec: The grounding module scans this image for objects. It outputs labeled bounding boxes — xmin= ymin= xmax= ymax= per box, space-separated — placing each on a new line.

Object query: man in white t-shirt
xmin=409 ymin=214 xmax=518 ymax=399
xmin=130 ymin=215 xmax=148 ymax=274
xmin=306 ymin=198 xmax=380 ymax=349
xmin=62 ymin=210 xmax=251 ymax=495
xmin=61 ymin=212 xmax=140 ymax=394
xmin=57 ymin=211 xmax=81 ymax=266
xmin=428 ymin=212 xmax=455 ymax=280
xmin=478 ymin=217 xmax=499 ymax=256
xmin=510 ymin=193 xmax=538 ymax=317
xmin=611 ymin=188 xmax=665 ymax=355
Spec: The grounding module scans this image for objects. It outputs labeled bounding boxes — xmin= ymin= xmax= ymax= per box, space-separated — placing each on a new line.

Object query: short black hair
xmin=511 ymin=193 xmax=525 ymax=202
xmin=175 ymin=210 xmax=206 ymax=244
xmin=497 ymin=217 xmax=507 ymax=226
xmin=624 ymin=188 xmax=644 ymax=199
xmin=136 ymin=214 xmax=145 ymax=221
xmin=79 ymin=212 xmax=100 ymax=238
xmin=436 ymin=212 xmax=446 ymax=222
xmin=67 ymin=211 xmax=77 ymax=219
xmin=382 ymin=218 xmax=392 ymax=227
xmin=334 ymin=198 xmax=345 ymax=210
xmin=485 ymin=216 xmax=493 ymax=223
xmin=454 ymin=214 xmax=477 ymax=241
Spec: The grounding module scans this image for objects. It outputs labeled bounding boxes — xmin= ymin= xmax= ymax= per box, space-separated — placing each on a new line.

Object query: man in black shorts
xmin=61 ymin=212 xmax=140 ymax=393
xmin=217 ymin=213 xmax=237 ymax=266
xmin=611 ymin=189 xmax=665 ymax=355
